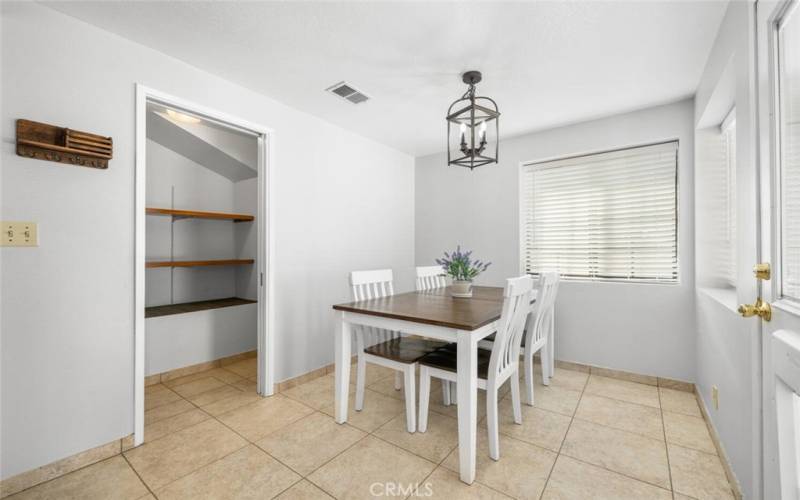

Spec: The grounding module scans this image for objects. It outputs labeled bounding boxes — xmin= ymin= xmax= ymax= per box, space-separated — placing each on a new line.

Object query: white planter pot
xmin=452 ymin=280 xmax=473 ymax=297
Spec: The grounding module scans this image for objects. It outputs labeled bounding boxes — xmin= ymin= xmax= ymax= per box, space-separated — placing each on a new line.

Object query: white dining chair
xmin=415 ymin=265 xmax=456 ymax=405
xmin=350 ymin=269 xmax=444 ymax=432
xmin=416 ymin=265 xmax=447 ymax=291
xmin=546 ymin=276 xmax=559 ymax=379
xmin=417 ymin=275 xmax=533 ymax=460
xmin=521 ymin=271 xmax=559 ymax=404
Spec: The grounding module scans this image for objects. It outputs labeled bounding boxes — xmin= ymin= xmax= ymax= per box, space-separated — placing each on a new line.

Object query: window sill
xmin=697 ymin=286 xmax=738 ymax=313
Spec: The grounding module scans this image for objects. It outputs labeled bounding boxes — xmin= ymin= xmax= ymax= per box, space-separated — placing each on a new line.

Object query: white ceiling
xmin=45 ymin=1 xmax=728 ymax=157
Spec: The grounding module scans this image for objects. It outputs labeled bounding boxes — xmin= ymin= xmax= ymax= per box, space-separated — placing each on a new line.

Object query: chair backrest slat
xmin=488 ymin=276 xmax=535 ymax=379
xmin=416 ymin=265 xmax=447 ymax=291
xmin=349 ymin=268 xmax=398 ymax=342
xmin=527 ymin=271 xmax=559 ymax=346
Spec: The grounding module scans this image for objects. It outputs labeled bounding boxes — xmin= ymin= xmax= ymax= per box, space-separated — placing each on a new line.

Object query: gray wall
xmin=693 ymin=2 xmax=759 ymax=498
xmin=0 ymin=2 xmax=415 ymax=480
xmin=416 ymin=99 xmax=696 ymax=382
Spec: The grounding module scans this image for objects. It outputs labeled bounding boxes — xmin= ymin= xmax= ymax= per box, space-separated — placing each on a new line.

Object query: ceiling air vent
xmin=326 ymin=81 xmax=370 ymax=104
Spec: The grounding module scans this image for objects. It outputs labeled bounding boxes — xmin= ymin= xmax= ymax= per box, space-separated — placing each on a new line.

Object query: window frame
xmin=518 ymin=140 xmax=681 ymax=285
xmin=721 ymin=108 xmax=738 ymax=288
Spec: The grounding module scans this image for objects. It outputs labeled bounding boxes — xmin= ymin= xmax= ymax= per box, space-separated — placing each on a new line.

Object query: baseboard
xmin=0 ymin=438 xmax=122 ymax=498
xmin=537 ymin=355 xmax=694 ymax=393
xmin=146 ymin=350 xmax=257 ymax=386
xmin=694 ymin=387 xmax=744 ymax=500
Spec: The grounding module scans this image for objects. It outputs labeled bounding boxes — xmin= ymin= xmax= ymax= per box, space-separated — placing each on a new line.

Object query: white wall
xmin=0 ymin=2 xmax=415 ymax=480
xmin=693 ymin=2 xmax=759 ymax=498
xmin=146 ymin=304 xmax=257 ymax=376
xmin=416 ymin=99 xmax=696 ymax=382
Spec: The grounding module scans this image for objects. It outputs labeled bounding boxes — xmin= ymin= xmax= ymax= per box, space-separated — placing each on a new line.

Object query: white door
xmin=757 ymin=1 xmax=800 ymax=498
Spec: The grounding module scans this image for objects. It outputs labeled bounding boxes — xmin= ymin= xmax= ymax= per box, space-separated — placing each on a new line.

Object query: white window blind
xmin=778 ymin=12 xmax=800 ymax=301
xmin=696 ymin=113 xmax=737 ymax=288
xmin=521 ymin=141 xmax=678 ymax=282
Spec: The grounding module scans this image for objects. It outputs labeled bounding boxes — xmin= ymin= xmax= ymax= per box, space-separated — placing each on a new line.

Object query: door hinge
xmin=753 ymin=263 xmax=771 ymax=280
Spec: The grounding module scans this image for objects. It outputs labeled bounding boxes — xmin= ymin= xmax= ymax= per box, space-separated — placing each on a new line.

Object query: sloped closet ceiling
xmin=146 ymin=106 xmax=257 ymax=182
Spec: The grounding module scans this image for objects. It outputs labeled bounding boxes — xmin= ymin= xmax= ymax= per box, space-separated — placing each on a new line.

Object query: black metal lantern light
xmin=446 ymin=71 xmax=500 ymax=169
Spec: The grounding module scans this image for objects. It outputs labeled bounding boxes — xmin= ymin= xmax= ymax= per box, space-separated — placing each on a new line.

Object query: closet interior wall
xmin=144 ymin=110 xmax=258 ymax=376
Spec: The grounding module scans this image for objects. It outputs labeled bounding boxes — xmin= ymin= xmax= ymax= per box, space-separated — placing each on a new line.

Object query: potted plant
xmin=436 ymin=246 xmax=491 ymax=298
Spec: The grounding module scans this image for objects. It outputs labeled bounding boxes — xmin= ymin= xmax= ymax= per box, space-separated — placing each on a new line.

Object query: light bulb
xmin=479 ymin=121 xmax=487 ymax=139
xmin=166 ymin=109 xmax=202 ymax=124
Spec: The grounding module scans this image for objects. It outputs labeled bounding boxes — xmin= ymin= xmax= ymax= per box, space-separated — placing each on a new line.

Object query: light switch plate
xmin=2 ymin=221 xmax=38 ymax=246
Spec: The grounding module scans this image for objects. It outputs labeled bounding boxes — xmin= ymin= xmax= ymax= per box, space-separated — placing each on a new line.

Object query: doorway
xmin=133 ymin=85 xmax=275 ymax=446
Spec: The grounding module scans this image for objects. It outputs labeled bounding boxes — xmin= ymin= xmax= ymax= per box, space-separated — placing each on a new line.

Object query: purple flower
xmin=437 ymin=246 xmax=491 ymax=281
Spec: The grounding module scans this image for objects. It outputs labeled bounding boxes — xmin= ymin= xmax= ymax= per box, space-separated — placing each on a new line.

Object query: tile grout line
xmin=139 ymin=365 xmax=699 ymax=500
xmin=1 ymin=454 xmax=125 ymax=499
xmin=132 ymin=370 xmax=275 ymax=494
xmin=552 ymin=374 xmax=679 ymax=495
xmin=536 ymin=368 xmax=589 ymax=500
xmin=364 ymin=388 xmax=515 ymax=500
xmin=658 ymin=387 xmax=678 ymax=499
xmin=120 ymin=452 xmax=158 ymax=499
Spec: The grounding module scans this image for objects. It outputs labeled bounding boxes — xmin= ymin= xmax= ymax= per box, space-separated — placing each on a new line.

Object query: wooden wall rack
xmin=16 ymin=119 xmax=112 ymax=169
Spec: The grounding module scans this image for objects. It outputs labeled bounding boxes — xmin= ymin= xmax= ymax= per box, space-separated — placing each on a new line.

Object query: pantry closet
xmin=144 ymin=102 xmax=259 ymax=379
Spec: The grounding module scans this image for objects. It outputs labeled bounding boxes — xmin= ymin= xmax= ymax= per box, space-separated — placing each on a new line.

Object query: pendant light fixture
xmin=446 ymin=71 xmax=500 ymax=169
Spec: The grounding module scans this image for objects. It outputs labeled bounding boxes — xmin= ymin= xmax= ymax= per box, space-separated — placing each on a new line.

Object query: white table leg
xmin=334 ymin=311 xmax=351 ymax=424
xmin=456 ymin=332 xmax=478 ymax=484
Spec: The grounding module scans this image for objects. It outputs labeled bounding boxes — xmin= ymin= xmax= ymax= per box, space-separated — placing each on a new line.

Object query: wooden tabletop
xmin=333 ymin=286 xmax=511 ymax=331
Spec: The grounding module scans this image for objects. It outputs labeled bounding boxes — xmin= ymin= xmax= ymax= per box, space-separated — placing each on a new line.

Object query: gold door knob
xmin=738 ymin=298 xmax=772 ymax=321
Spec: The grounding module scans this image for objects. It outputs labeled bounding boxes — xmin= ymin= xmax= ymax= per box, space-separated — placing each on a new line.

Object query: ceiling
xmin=45 ymin=1 xmax=728 ymax=157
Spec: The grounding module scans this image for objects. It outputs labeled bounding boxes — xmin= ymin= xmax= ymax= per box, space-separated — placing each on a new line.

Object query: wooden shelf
xmin=145 ymin=297 xmax=257 ymax=318
xmin=146 ymin=207 xmax=254 ymax=222
xmin=146 ymin=259 xmax=254 ymax=269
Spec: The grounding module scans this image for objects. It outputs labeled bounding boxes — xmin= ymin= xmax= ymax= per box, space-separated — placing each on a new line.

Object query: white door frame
xmin=133 ymin=84 xmax=276 ymax=446
xmin=757 ymin=0 xmax=800 ymax=497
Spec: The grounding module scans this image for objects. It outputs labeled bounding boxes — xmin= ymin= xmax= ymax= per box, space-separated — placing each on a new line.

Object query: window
xmin=778 ymin=8 xmax=800 ymax=301
xmin=521 ymin=141 xmax=678 ymax=283
xmin=696 ymin=110 xmax=737 ymax=288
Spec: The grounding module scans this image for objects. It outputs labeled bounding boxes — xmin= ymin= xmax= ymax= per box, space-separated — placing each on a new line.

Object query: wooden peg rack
xmin=16 ymin=119 xmax=113 ymax=169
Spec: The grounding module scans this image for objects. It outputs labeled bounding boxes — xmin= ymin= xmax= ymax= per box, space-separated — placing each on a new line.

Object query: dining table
xmin=332 ymin=285 xmax=536 ymax=484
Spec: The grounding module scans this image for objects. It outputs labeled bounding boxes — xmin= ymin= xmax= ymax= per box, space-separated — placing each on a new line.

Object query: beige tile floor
xmin=7 ymin=359 xmax=737 ymax=499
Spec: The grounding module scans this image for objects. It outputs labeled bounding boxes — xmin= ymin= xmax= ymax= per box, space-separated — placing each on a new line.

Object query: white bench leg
xmin=403 ymin=366 xmax=416 ymax=432
xmin=394 ymin=371 xmax=403 ymax=390
xmin=418 ymin=366 xmax=431 ymax=432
